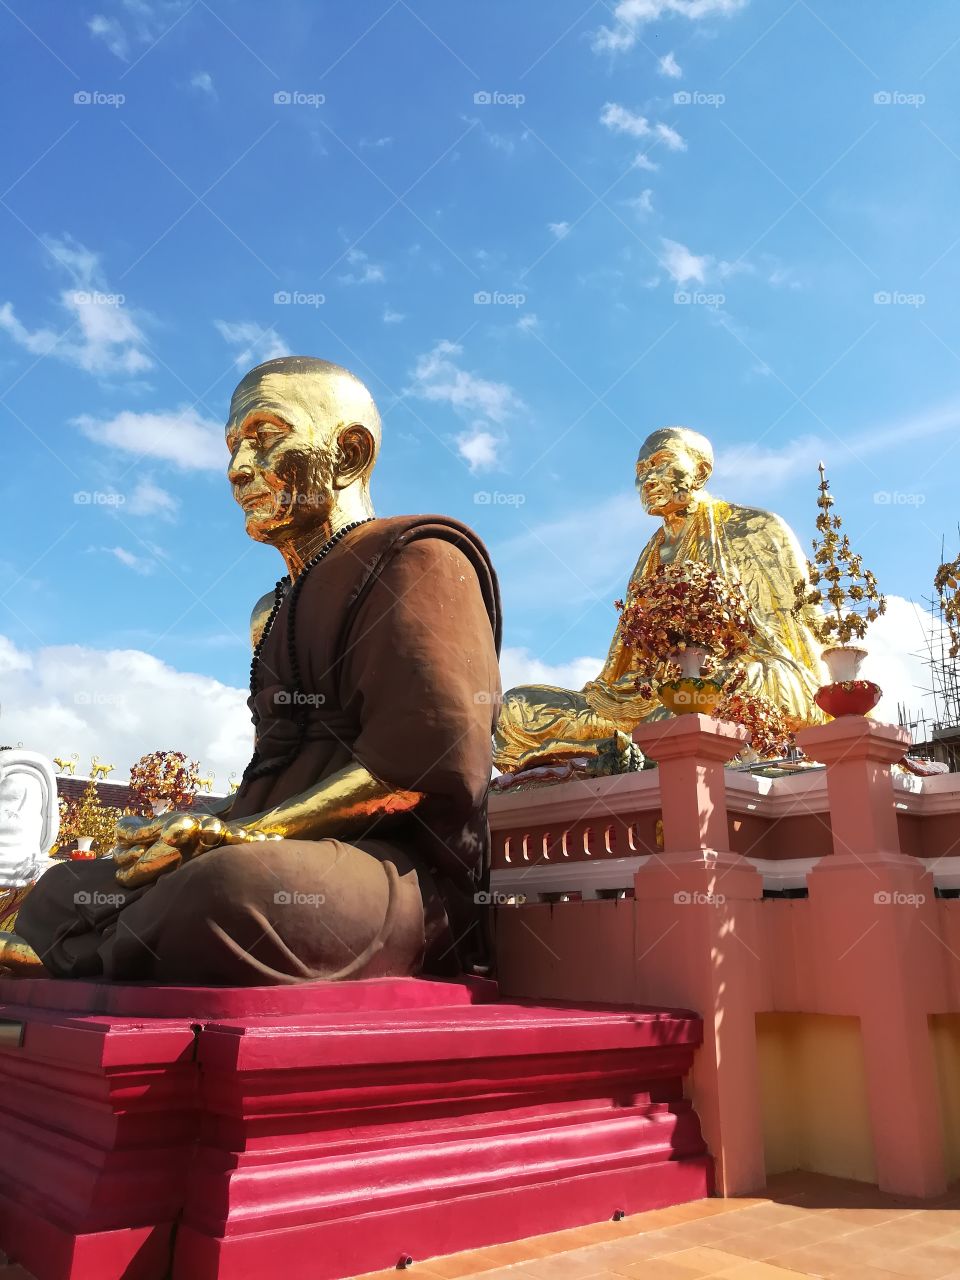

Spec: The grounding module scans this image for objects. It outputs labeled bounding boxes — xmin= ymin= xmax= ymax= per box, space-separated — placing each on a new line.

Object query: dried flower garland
xmin=616 ymin=561 xmax=755 ymax=666
xmin=128 ymin=750 xmax=201 ymax=812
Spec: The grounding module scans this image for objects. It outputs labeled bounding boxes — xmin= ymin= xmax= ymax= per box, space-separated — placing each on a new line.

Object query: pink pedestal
xmin=631 ymin=715 xmax=764 ymax=1197
xmin=0 ymin=977 xmax=711 ymax=1280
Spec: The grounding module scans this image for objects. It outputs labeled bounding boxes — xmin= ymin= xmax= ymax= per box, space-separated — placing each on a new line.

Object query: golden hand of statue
xmin=112 ymin=813 xmax=281 ymax=888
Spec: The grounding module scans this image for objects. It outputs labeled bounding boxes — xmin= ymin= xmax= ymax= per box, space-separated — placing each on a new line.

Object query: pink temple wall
xmin=491 ymin=717 xmax=960 ymax=1201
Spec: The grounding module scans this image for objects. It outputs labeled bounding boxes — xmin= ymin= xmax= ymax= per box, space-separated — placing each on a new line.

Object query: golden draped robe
xmin=493 ymin=495 xmax=825 ymax=774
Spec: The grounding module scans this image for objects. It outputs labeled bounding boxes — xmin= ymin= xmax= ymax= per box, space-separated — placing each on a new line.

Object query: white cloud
xmin=500 ymin=647 xmax=604 ymax=695
xmin=408 ymin=340 xmax=523 ymax=424
xmin=190 ymin=71 xmax=216 ymax=98
xmin=339 ymin=247 xmax=385 ymax=285
xmin=383 ymin=306 xmax=405 ymax=324
xmin=517 ymin=313 xmax=539 ymax=333
xmin=655 ymin=121 xmax=686 ymax=151
xmin=88 ymin=14 xmax=130 ymax=59
xmin=661 ymin=237 xmax=709 ymax=284
xmin=659 ymin=51 xmax=683 ymax=77
xmin=89 ymin=1 xmax=195 ymax=62
xmin=105 ymin=546 xmax=155 ymax=575
xmin=74 ymin=406 xmax=224 ymax=472
xmin=593 ymin=0 xmax=749 ymax=55
xmin=624 ymin=189 xmax=655 ymax=216
xmin=0 ymin=635 xmax=250 ymax=785
xmin=126 ymin=478 xmax=179 ymax=519
xmin=601 ymin=103 xmax=651 ymax=138
xmin=713 ymin=398 xmax=960 ymax=494
xmin=0 ymin=235 xmax=151 ymax=377
xmin=360 ymin=136 xmax=393 ymax=149
xmin=458 ymin=428 xmax=500 ymax=473
xmin=215 ymin=320 xmax=288 ymax=369
xmin=633 ymin=153 xmax=659 ymax=172
xmin=861 ymin=596 xmax=946 ymax=730
xmin=548 ymin=221 xmax=571 ymax=239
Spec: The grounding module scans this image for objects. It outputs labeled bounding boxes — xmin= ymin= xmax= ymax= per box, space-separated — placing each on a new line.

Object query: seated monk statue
xmin=494 ymin=426 xmax=824 ymax=776
xmin=2 ymin=356 xmax=502 ymax=983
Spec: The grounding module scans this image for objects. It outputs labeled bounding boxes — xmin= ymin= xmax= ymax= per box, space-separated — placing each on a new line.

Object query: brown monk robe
xmin=17 ymin=516 xmax=502 ymax=984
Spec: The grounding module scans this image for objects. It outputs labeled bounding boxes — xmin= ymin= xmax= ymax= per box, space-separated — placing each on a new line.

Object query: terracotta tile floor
xmin=1 ymin=1174 xmax=958 ymax=1279
xmin=352 ymin=1173 xmax=960 ymax=1280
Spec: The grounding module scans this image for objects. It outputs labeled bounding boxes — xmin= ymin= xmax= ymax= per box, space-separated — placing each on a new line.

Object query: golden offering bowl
xmin=657 ymin=677 xmax=724 ymax=717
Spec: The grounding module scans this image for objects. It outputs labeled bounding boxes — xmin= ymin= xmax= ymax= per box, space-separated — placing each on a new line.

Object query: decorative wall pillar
xmin=632 ymin=715 xmax=766 ymax=1196
xmin=798 ymin=717 xmax=948 ymax=1198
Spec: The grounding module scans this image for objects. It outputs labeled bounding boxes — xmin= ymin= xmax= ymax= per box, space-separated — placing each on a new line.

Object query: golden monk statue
xmin=3 ymin=357 xmax=502 ymax=982
xmin=494 ymin=426 xmax=824 ymax=775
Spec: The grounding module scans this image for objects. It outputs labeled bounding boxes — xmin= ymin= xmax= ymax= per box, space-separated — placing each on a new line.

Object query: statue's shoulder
xmin=715 ymin=499 xmax=806 ymax=562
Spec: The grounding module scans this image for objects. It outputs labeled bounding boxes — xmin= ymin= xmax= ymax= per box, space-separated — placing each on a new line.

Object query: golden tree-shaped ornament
xmin=934 ymin=553 xmax=960 ymax=660
xmin=793 ymin=463 xmax=886 ymax=714
xmin=68 ymin=780 xmax=123 ymax=859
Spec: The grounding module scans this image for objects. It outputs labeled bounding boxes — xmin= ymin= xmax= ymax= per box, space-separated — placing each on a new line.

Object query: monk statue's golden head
xmin=635 ymin=426 xmax=713 ymax=517
xmin=226 ymin=356 xmax=381 ymax=551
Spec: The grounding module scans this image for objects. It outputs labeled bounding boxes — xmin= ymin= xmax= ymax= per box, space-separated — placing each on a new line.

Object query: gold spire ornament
xmin=793 ymin=462 xmax=886 ymax=714
xmin=934 ymin=553 xmax=960 ymax=659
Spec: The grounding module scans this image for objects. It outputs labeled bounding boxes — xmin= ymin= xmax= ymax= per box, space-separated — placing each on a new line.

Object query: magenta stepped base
xmin=0 ymin=975 xmax=711 ymax=1280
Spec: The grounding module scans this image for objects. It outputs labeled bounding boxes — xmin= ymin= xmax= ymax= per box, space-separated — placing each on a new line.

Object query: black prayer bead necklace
xmin=242 ymin=518 xmax=374 ymax=783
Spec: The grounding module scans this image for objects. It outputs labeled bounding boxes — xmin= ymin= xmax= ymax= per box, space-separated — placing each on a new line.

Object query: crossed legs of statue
xmin=11 ymin=839 xmax=448 ymax=984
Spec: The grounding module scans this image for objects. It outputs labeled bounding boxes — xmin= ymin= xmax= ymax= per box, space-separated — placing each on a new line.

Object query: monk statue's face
xmin=635 ymin=436 xmax=709 ymax=518
xmin=225 ymin=362 xmax=377 ymax=549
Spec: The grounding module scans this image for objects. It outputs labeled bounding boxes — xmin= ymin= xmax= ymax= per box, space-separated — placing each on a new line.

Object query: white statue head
xmin=0 ymin=747 xmax=61 ymax=887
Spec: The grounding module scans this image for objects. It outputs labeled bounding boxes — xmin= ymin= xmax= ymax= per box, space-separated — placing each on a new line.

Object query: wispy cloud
xmin=408 ymin=340 xmax=523 ymax=423
xmin=89 ymin=0 xmax=195 ymax=62
xmin=458 ymin=427 xmax=500 ymax=472
xmin=660 ymin=238 xmax=709 ymax=285
xmin=338 ymin=247 xmax=385 ymax=285
xmin=0 ymin=234 xmax=151 ymax=377
xmin=548 ymin=221 xmax=571 ymax=239
xmin=74 ymin=407 xmax=225 ymax=471
xmin=215 ymin=320 xmax=288 ymax=369
xmin=190 ymin=70 xmax=216 ymax=99
xmin=593 ymin=0 xmax=749 ymax=56
xmin=659 ymin=51 xmax=683 ymax=78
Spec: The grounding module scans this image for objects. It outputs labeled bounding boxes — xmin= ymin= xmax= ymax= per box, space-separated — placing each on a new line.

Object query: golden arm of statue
xmin=113 ymin=763 xmax=424 ymax=888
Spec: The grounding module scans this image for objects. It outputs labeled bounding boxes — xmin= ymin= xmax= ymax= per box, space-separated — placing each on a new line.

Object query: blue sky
xmin=2 ymin=0 xmax=959 ymax=776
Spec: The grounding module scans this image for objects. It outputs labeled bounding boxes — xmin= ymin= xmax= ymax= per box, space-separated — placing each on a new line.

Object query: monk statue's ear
xmin=334 ymin=424 xmax=376 ymax=489
xmin=693 ymin=456 xmax=712 ymax=490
